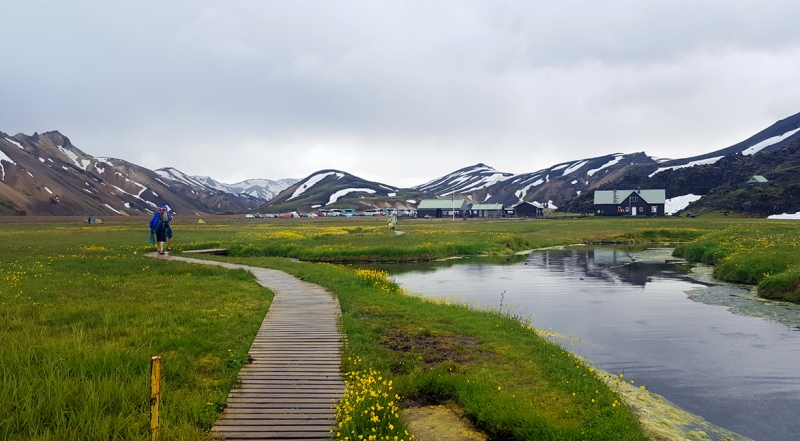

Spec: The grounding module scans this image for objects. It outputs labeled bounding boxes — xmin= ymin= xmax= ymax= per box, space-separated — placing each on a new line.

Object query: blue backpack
xmin=149 ymin=212 xmax=160 ymax=229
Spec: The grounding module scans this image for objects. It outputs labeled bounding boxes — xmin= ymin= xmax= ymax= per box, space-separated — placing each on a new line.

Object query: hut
xmin=513 ymin=201 xmax=543 ymax=217
xmin=471 ymin=203 xmax=504 ymax=218
xmin=417 ymin=199 xmax=470 ymax=218
xmin=746 ymin=175 xmax=768 ymax=184
xmin=593 ymin=189 xmax=665 ymax=216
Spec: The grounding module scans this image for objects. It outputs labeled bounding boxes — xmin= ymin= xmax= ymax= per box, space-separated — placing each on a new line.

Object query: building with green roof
xmin=593 ymin=189 xmax=665 ymax=216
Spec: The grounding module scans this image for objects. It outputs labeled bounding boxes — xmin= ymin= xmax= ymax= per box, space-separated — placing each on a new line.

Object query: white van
xmin=245 ymin=214 xmax=255 ymax=219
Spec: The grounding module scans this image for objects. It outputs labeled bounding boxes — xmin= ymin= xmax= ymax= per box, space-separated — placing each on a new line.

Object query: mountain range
xmin=2 ymin=111 xmax=799 ymax=216
xmin=0 ymin=131 xmax=295 ymax=216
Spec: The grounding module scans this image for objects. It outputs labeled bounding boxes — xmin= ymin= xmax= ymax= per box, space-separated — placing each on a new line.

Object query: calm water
xmin=381 ymin=248 xmax=800 ymax=441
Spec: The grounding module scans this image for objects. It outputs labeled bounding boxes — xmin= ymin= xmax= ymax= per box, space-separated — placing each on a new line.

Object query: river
xmin=373 ymin=246 xmax=800 ymax=441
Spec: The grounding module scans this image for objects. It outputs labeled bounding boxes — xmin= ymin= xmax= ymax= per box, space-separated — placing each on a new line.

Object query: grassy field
xmin=673 ymin=221 xmax=800 ymax=302
xmin=0 ymin=224 xmax=272 ymax=440
xmin=1 ymin=215 xmax=797 ymax=440
xmin=180 ymin=215 xmax=721 ymax=262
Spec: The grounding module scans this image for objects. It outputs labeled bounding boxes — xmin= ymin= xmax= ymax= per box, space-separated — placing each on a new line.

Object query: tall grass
xmin=673 ymin=222 xmax=800 ymax=301
xmin=0 ymin=225 xmax=272 ymax=440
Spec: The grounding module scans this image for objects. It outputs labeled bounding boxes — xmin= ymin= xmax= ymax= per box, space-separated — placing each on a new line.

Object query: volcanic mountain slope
xmin=191 ymin=175 xmax=299 ymax=200
xmin=414 ymin=163 xmax=515 ymax=197
xmin=561 ymin=140 xmax=800 ymax=216
xmin=419 ymin=110 xmax=800 ymax=212
xmin=261 ymin=170 xmax=428 ymax=213
xmin=416 ymin=153 xmax=657 ymax=208
xmin=0 ymin=131 xmax=264 ymax=216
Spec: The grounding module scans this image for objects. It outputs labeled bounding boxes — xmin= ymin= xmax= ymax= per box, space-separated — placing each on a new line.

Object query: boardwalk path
xmin=151 ymin=254 xmax=344 ymax=440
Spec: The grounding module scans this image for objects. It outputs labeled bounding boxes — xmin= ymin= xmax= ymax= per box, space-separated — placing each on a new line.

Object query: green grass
xmin=2 ymin=215 xmax=796 ymax=439
xmin=192 ymin=256 xmax=647 ymax=440
xmin=672 ymin=222 xmax=800 ymax=302
xmin=0 ymin=224 xmax=272 ymax=440
xmin=180 ymin=216 xmax=720 ymax=263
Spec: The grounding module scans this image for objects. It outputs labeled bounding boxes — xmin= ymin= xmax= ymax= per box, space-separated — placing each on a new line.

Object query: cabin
xmin=513 ymin=201 xmax=543 ymax=217
xmin=417 ymin=199 xmax=470 ymax=218
xmin=593 ymin=189 xmax=665 ymax=216
xmin=746 ymin=175 xmax=768 ymax=184
xmin=471 ymin=203 xmax=504 ymax=218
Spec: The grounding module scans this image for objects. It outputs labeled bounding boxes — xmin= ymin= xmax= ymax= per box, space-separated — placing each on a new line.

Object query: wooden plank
xmin=215 ymin=418 xmax=336 ymax=428
xmin=156 ymin=255 xmax=344 ymax=440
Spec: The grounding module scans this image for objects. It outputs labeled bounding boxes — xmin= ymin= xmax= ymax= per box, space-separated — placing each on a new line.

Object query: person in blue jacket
xmin=149 ymin=206 xmax=172 ymax=254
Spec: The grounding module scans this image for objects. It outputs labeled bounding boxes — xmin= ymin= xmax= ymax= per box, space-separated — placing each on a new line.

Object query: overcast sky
xmin=2 ymin=1 xmax=800 ymax=187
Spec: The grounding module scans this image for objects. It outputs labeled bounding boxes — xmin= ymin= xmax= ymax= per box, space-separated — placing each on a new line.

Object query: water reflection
xmin=382 ymin=247 xmax=800 ymax=441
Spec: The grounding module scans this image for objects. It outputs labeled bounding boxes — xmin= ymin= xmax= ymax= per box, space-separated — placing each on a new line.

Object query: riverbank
xmin=196 ymin=254 xmax=649 ymax=440
xmin=673 ymin=222 xmax=800 ymax=303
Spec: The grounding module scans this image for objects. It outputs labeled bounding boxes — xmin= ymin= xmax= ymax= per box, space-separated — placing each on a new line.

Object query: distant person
xmin=164 ymin=206 xmax=174 ymax=251
xmin=149 ymin=206 xmax=171 ymax=255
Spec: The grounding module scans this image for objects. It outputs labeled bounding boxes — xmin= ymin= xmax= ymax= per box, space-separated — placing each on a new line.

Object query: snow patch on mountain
xmin=414 ymin=164 xmax=513 ymax=194
xmin=104 ymin=204 xmax=121 ymax=214
xmin=0 ymin=150 xmax=16 ymax=179
xmin=562 ymin=161 xmax=588 ymax=176
xmin=327 ymin=188 xmax=376 ymax=205
xmin=650 ymin=156 xmax=673 ymax=163
xmin=290 ymin=171 xmax=341 ymax=200
xmin=648 ymin=156 xmax=724 ymax=178
xmin=5 ymin=138 xmax=24 ymax=150
xmin=664 ymin=194 xmax=702 ymax=215
xmin=58 ymin=146 xmax=84 ymax=169
xmin=112 ymin=184 xmax=158 ymax=209
xmin=44 ymin=187 xmax=52 ymax=194
xmin=515 ymin=178 xmax=544 ymax=200
xmin=587 ymin=156 xmax=624 ymax=176
xmin=742 ymin=127 xmax=800 ymax=155
xmin=768 ymin=212 xmax=800 ymax=220
xmin=156 ymin=168 xmax=205 ymax=188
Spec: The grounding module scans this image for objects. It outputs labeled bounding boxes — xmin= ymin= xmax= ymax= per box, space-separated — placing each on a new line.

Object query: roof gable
xmin=471 ymin=203 xmax=504 ymax=210
xmin=594 ymin=189 xmax=665 ymax=204
xmin=417 ymin=199 xmax=469 ymax=209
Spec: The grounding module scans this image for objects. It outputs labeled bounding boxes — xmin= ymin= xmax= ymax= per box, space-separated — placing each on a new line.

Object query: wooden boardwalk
xmin=154 ymin=254 xmax=344 ymax=440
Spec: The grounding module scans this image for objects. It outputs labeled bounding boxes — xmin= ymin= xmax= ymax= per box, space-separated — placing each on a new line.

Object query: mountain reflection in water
xmin=379 ymin=247 xmax=800 ymax=441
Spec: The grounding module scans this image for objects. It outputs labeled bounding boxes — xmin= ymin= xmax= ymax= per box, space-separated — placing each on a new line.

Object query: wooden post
xmin=150 ymin=356 xmax=162 ymax=441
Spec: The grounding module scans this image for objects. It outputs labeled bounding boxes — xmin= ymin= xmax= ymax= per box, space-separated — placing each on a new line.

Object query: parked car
xmin=245 ymin=214 xmax=255 ymax=219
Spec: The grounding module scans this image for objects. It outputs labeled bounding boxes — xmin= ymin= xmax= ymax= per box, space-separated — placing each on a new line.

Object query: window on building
xmin=631 ymin=197 xmax=638 ymax=202
xmin=651 ymin=206 xmax=657 ymax=213
xmin=625 ymin=207 xmax=630 ymax=213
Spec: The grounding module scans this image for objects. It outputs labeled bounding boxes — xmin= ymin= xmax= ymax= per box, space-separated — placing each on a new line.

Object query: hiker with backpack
xmin=164 ymin=206 xmax=174 ymax=251
xmin=149 ymin=206 xmax=173 ymax=255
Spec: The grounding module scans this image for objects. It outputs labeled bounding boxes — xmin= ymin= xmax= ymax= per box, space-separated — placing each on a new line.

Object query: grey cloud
xmin=2 ymin=1 xmax=800 ymax=188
